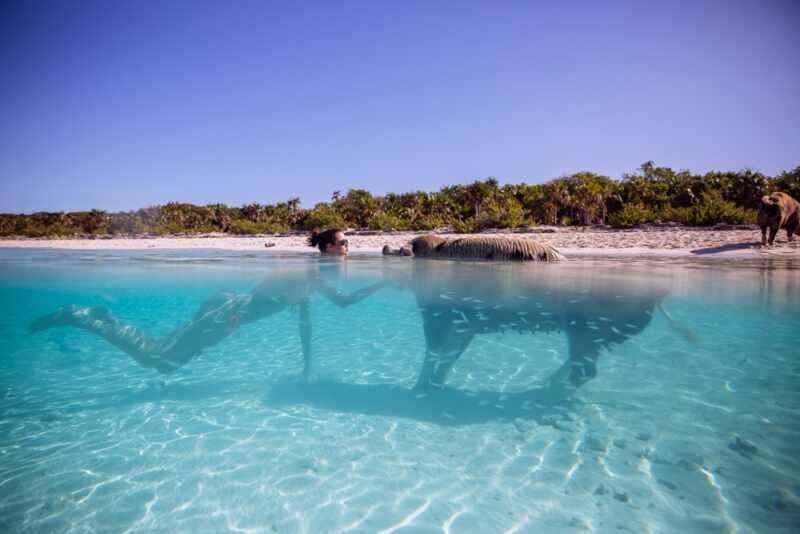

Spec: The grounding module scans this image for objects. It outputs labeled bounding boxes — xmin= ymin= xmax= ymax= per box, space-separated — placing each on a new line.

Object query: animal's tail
xmin=657 ymin=303 xmax=700 ymax=345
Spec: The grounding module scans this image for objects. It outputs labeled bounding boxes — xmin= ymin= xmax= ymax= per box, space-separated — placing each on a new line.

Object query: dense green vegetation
xmin=2 ymin=163 xmax=798 ymax=237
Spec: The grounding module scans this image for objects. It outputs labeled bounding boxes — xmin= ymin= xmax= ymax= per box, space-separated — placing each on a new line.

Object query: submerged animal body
xmin=398 ymin=261 xmax=666 ymax=393
xmin=383 ymin=235 xmax=565 ymax=262
xmin=382 ymin=235 xmax=663 ymax=393
xmin=757 ymin=192 xmax=800 ymax=246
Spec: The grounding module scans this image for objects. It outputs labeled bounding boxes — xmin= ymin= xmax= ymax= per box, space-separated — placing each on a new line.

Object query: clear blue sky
xmin=1 ymin=0 xmax=798 ymax=214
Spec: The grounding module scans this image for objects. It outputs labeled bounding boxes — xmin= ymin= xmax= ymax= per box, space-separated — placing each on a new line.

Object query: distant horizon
xmin=2 ymin=1 xmax=798 ymax=214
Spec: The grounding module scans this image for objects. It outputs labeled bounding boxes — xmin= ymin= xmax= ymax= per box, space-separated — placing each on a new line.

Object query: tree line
xmin=2 ymin=162 xmax=798 ymax=237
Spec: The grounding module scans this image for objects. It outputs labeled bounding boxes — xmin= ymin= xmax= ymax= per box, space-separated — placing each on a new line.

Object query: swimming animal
xmin=382 ymin=235 xmax=565 ymax=262
xmin=757 ymin=192 xmax=799 ymax=246
xmin=384 ymin=260 xmax=671 ymax=394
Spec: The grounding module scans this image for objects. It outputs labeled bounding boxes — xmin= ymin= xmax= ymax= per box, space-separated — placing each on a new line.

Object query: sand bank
xmin=1 ymin=228 xmax=798 ymax=260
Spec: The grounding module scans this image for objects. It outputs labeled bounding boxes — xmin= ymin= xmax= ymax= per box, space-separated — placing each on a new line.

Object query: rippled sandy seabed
xmin=1 ymin=251 xmax=798 ymax=533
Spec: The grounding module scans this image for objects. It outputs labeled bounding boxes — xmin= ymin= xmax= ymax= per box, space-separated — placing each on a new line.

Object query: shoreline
xmin=2 ymin=228 xmax=798 ymax=260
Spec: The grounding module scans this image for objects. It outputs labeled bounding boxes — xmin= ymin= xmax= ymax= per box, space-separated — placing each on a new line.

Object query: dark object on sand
xmin=264 ymin=242 xmax=276 ymax=248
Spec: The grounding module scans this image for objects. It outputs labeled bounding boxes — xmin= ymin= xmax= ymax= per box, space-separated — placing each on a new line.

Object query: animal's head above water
xmin=382 ymin=235 xmax=446 ymax=258
xmin=409 ymin=235 xmax=448 ymax=257
xmin=382 ymin=244 xmax=414 ymax=257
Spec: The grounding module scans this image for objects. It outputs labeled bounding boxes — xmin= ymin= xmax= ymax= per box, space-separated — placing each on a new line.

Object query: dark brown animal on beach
xmin=382 ymin=234 xmax=565 ymax=262
xmin=757 ymin=192 xmax=800 ymax=246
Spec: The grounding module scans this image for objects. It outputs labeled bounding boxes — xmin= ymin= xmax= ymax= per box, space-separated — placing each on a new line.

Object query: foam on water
xmin=1 ymin=250 xmax=799 ymax=533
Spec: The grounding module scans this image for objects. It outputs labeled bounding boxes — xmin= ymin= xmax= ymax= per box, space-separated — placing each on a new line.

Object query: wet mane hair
xmin=307 ymin=228 xmax=342 ymax=252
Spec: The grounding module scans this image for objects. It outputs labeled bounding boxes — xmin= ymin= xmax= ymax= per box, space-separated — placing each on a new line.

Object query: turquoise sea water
xmin=1 ymin=249 xmax=798 ymax=533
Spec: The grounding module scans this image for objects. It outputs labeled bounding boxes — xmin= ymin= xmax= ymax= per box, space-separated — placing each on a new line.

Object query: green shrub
xmin=367 ymin=212 xmax=409 ymax=231
xmin=21 ymin=224 xmax=75 ymax=237
xmin=228 ymin=220 xmax=263 ymax=235
xmin=773 ymin=167 xmax=800 ymax=199
xmin=108 ymin=214 xmax=148 ymax=235
xmin=452 ymin=218 xmax=477 ymax=233
xmin=411 ymin=214 xmax=446 ymax=231
xmin=227 ymin=220 xmax=289 ymax=235
xmin=475 ymin=197 xmax=526 ymax=230
xmin=608 ymin=204 xmax=658 ymax=228
xmin=660 ymin=191 xmax=756 ymax=226
xmin=154 ymin=223 xmax=190 ymax=235
xmin=299 ymin=204 xmax=347 ymax=230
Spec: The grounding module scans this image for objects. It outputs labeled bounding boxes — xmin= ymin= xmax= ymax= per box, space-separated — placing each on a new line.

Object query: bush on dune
xmin=367 ymin=212 xmax=410 ymax=231
xmin=298 ymin=204 xmax=347 ymax=231
xmin=608 ymin=204 xmax=658 ymax=228
xmin=227 ymin=220 xmax=288 ymax=235
xmin=1 ymin=162 xmax=795 ymax=236
xmin=659 ymin=191 xmax=756 ymax=226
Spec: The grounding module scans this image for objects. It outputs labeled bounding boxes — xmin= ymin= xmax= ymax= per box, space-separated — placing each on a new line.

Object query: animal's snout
xmin=382 ymin=245 xmax=413 ymax=257
xmin=761 ymin=195 xmax=779 ymax=208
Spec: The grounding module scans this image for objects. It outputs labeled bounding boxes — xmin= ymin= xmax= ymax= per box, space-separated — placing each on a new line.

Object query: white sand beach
xmin=1 ymin=228 xmax=798 ymax=259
